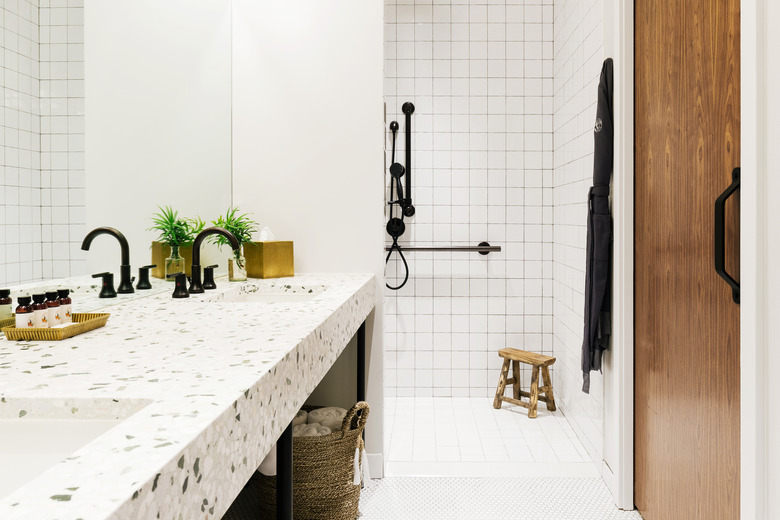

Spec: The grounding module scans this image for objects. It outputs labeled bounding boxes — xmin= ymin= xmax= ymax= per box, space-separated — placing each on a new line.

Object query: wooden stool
xmin=492 ymin=348 xmax=556 ymax=418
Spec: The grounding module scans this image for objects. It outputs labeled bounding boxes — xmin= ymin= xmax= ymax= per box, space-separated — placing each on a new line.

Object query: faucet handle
xmin=136 ymin=264 xmax=156 ymax=290
xmin=166 ymin=272 xmax=190 ymax=299
xmin=92 ymin=272 xmax=117 ymax=298
xmin=203 ymin=264 xmax=219 ymax=290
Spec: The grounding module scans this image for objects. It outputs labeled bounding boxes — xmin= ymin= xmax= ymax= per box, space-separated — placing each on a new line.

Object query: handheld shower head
xmin=389 ymin=121 xmax=399 ymax=132
xmin=389 ymin=162 xmax=405 ymax=178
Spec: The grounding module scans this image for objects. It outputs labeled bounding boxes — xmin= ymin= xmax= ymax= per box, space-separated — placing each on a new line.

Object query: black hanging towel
xmin=581 ymin=58 xmax=614 ymax=394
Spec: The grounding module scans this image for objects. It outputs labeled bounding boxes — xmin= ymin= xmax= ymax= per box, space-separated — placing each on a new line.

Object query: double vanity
xmin=0 ymin=273 xmax=375 ymax=519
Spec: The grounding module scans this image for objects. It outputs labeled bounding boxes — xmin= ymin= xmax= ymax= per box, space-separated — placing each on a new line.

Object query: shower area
xmin=382 ymin=0 xmax=607 ymax=477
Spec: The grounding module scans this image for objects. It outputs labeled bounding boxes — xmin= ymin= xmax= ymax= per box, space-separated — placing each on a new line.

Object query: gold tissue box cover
xmin=151 ymin=242 xmax=193 ymax=279
xmin=244 ymin=241 xmax=294 ymax=279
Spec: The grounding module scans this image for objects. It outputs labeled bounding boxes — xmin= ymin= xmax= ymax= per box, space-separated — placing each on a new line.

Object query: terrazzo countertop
xmin=0 ymin=272 xmax=376 ymax=519
xmin=3 ymin=275 xmax=174 ymax=313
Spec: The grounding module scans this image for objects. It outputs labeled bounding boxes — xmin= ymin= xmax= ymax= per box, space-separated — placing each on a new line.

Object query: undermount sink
xmin=0 ymin=398 xmax=151 ymax=500
xmin=217 ymin=285 xmax=326 ymax=304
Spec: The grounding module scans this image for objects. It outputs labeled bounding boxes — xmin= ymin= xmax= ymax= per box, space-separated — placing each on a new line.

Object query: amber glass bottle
xmin=0 ymin=289 xmax=12 ymax=321
xmin=57 ymin=289 xmax=72 ymax=324
xmin=15 ymin=296 xmax=33 ymax=329
xmin=32 ymin=294 xmax=49 ymax=328
xmin=45 ymin=291 xmax=62 ymax=327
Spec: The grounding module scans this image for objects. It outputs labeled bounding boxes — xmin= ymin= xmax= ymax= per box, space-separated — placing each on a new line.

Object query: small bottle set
xmin=0 ymin=289 xmax=13 ymax=321
xmin=4 ymin=289 xmax=74 ymax=329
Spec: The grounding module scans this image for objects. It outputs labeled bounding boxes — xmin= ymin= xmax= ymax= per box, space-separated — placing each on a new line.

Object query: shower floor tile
xmin=384 ymin=397 xmax=598 ymax=478
xmin=359 ymin=477 xmax=643 ymax=520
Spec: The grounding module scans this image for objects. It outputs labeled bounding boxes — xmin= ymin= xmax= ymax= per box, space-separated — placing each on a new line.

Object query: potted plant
xmin=149 ymin=206 xmax=204 ymax=280
xmin=210 ymin=207 xmax=259 ymax=281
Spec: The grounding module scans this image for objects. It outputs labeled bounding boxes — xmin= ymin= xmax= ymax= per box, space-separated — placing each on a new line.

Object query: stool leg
xmin=528 ymin=366 xmax=539 ymax=418
xmin=512 ymin=360 xmax=521 ymax=401
xmin=493 ymin=359 xmax=511 ymax=409
xmin=542 ymin=366 xmax=556 ymax=411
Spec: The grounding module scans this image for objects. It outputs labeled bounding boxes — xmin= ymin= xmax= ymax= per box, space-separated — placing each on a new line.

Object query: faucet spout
xmin=81 ymin=227 xmax=130 ymax=265
xmin=81 ymin=227 xmax=134 ymax=294
xmin=189 ymin=227 xmax=240 ymax=294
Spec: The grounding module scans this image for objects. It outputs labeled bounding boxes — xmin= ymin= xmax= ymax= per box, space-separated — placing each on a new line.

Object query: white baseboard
xmin=367 ymin=452 xmax=384 ymax=479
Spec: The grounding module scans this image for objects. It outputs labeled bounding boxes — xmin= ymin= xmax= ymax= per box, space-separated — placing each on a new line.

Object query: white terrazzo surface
xmin=0 ymin=273 xmax=375 ymax=520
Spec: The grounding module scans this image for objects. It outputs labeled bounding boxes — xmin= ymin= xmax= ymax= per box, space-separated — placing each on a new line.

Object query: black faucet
xmin=189 ymin=227 xmax=240 ymax=294
xmin=81 ymin=227 xmax=134 ymax=294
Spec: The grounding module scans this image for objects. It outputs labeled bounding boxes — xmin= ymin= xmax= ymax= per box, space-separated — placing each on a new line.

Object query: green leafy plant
xmin=210 ymin=207 xmax=260 ymax=260
xmin=186 ymin=216 xmax=207 ymax=240
xmin=149 ymin=206 xmax=201 ymax=247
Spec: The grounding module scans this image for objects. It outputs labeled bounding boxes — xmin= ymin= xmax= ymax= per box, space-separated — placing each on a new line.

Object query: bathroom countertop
xmin=0 ymin=272 xmax=376 ymax=520
xmin=3 ymin=275 xmax=174 ymax=314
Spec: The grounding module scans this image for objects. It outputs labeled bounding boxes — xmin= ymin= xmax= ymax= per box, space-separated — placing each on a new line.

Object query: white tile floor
xmin=359 ymin=477 xmax=643 ymax=520
xmin=384 ymin=397 xmax=598 ymax=478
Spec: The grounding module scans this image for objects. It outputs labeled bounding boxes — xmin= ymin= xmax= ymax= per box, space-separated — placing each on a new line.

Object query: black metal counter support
xmin=274 ymin=319 xmax=367 ymax=520
xmin=357 ymin=321 xmax=366 ymax=402
xmin=276 ymin=423 xmax=293 ymax=520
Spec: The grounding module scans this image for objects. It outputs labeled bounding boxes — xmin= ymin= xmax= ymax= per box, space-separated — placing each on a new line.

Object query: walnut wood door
xmin=634 ymin=0 xmax=740 ymax=518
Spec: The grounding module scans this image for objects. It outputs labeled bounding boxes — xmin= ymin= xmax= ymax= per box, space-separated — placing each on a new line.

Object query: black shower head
xmin=389 ymin=121 xmax=399 ymax=132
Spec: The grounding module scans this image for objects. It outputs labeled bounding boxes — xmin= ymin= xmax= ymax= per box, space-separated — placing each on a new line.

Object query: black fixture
xmin=136 ymin=264 xmax=156 ymax=290
xmin=92 ymin=272 xmax=117 ymax=298
xmin=189 ymin=227 xmax=240 ymax=294
xmin=202 ymin=264 xmax=218 ymax=290
xmin=715 ymin=167 xmax=740 ymax=304
xmin=81 ymin=227 xmax=134 ymax=294
xmin=401 ymin=102 xmax=415 ymax=217
xmin=383 ymin=242 xmax=501 ymax=255
xmin=385 ymin=102 xmax=502 ymax=291
xmin=167 ymin=272 xmax=190 ymax=298
xmin=385 ymin=107 xmax=414 ymax=291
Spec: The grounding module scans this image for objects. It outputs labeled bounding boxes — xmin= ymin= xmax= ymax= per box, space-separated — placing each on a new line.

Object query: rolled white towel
xmin=258 ymin=444 xmax=277 ymax=476
xmin=292 ymin=409 xmax=308 ymax=426
xmin=293 ymin=422 xmax=331 ymax=437
xmin=308 ymin=407 xmax=348 ymax=432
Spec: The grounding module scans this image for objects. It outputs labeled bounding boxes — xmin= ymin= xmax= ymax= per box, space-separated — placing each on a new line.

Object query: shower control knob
xmin=403 ymin=204 xmax=416 ymax=217
xmin=386 ymin=218 xmax=406 ymax=239
xmin=390 ymin=163 xmax=405 ymax=178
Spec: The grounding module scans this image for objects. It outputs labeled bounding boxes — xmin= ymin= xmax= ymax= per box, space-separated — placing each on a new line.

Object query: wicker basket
xmin=258 ymin=401 xmax=369 ymax=520
xmin=1 ymin=313 xmax=110 ymax=341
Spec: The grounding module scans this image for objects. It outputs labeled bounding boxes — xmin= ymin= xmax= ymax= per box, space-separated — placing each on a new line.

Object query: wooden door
xmin=634 ymin=0 xmax=740 ymax=518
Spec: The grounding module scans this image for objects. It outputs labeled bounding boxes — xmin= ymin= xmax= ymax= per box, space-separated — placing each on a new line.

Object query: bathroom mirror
xmin=81 ymin=0 xmax=233 ymax=274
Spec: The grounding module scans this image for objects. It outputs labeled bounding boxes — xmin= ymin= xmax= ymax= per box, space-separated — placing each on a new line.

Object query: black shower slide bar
xmin=401 ymin=102 xmax=415 ymax=217
xmin=384 ymin=242 xmax=501 ymax=256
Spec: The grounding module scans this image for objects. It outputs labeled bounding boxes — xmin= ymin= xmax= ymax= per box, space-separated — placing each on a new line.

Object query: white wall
xmin=39 ymin=0 xmax=86 ymax=281
xmin=0 ymin=0 xmax=42 ymax=287
xmin=231 ymin=0 xmax=385 ymax=464
xmin=1 ymin=0 xmax=88 ymax=287
xmin=84 ymin=0 xmax=232 ymax=274
xmin=551 ymin=0 xmax=604 ymax=464
xmin=383 ymin=0 xmax=556 ymax=400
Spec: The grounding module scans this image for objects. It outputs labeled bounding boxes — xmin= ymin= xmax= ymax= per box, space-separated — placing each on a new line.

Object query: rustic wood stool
xmin=492 ymin=348 xmax=556 ymax=418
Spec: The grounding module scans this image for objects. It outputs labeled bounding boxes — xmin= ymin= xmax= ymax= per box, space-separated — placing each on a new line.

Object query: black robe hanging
xmin=581 ymin=58 xmax=614 ymax=394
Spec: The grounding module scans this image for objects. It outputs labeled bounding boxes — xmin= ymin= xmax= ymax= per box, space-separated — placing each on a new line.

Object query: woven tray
xmin=1 ymin=313 xmax=110 ymax=341
xmin=0 ymin=317 xmax=13 ymax=329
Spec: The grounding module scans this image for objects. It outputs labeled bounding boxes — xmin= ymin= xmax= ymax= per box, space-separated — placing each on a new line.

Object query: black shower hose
xmin=385 ymin=237 xmax=409 ymax=291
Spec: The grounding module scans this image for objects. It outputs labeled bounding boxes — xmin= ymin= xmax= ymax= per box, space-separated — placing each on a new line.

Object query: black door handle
xmin=714 ymin=167 xmax=740 ymax=304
